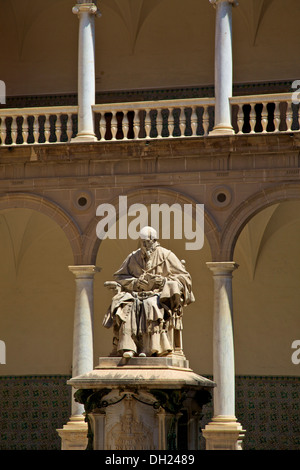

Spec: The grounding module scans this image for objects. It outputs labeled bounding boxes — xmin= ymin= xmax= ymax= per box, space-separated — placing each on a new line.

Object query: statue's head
xmin=139 ymin=226 xmax=158 ymax=256
xmin=139 ymin=226 xmax=157 ymax=241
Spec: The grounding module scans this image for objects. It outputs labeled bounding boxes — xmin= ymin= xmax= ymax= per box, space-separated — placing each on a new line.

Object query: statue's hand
xmin=153 ymin=275 xmax=165 ymax=289
xmin=104 ymin=281 xmax=122 ymax=294
xmin=135 ymin=275 xmax=149 ymax=290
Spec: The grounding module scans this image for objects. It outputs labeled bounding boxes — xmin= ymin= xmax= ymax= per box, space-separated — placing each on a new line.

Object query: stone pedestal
xmin=67 ymin=356 xmax=215 ymax=451
xmin=57 ymin=416 xmax=88 ymax=450
xmin=202 ymin=416 xmax=245 ymax=450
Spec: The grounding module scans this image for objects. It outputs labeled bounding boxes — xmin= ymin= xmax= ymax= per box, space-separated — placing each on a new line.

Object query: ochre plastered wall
xmin=234 ymin=201 xmax=300 ymax=376
xmin=1 ymin=0 xmax=300 ymax=97
xmin=0 ymin=209 xmax=74 ymax=375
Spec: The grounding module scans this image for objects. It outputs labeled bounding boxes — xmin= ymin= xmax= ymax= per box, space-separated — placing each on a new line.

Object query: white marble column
xmin=210 ymin=0 xmax=238 ymax=135
xmin=69 ymin=265 xmax=100 ymax=416
xmin=57 ymin=265 xmax=100 ymax=450
xmin=202 ymin=262 xmax=245 ymax=450
xmin=72 ymin=2 xmax=100 ymax=142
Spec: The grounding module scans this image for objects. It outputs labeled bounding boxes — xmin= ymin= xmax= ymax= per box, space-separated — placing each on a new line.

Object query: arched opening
xmin=0 ymin=208 xmax=74 ymax=375
xmin=233 ymin=200 xmax=300 ymax=376
xmin=231 ymin=200 xmax=300 ymax=450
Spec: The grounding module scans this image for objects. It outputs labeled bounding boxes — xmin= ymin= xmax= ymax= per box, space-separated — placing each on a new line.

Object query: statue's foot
xmin=138 ymin=353 xmax=146 ymax=357
xmin=123 ymin=351 xmax=134 ymax=358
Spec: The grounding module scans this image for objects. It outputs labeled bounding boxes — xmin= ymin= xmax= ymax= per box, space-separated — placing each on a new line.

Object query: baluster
xmin=33 ymin=115 xmax=39 ymax=143
xmin=178 ymin=108 xmax=186 ymax=137
xmin=274 ymin=102 xmax=280 ymax=132
xmin=44 ymin=114 xmax=51 ymax=143
xmin=261 ymin=103 xmax=268 ymax=133
xmin=191 ymin=106 xmax=198 ymax=136
xmin=202 ymin=106 xmax=209 ymax=136
xmin=286 ymin=101 xmax=293 ymax=132
xmin=236 ymin=104 xmax=244 ymax=134
xmin=67 ymin=113 xmax=73 ymax=141
xmin=144 ymin=109 xmax=151 ymax=138
xmin=122 ymin=111 xmax=129 ymax=140
xmin=168 ymin=108 xmax=174 ymax=138
xmin=99 ymin=113 xmax=106 ymax=141
xmin=111 ymin=111 xmax=118 ymax=140
xmin=22 ymin=115 xmax=29 ymax=144
xmin=156 ymin=109 xmax=163 ymax=138
xmin=11 ymin=116 xmax=18 ymax=145
xmin=0 ymin=116 xmax=6 ymax=145
xmin=133 ymin=109 xmax=140 ymax=139
xmin=57 ymin=114 xmax=63 ymax=142
xmin=249 ymin=105 xmax=256 ymax=133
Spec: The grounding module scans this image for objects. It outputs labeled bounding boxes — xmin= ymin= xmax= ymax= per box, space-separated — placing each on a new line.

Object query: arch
xmin=0 ymin=192 xmax=82 ymax=264
xmin=221 ymin=183 xmax=300 ymax=261
xmin=82 ymin=187 xmax=220 ymax=265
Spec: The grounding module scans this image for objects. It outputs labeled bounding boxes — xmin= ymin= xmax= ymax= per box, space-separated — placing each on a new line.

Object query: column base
xmin=202 ymin=415 xmax=246 ymax=450
xmin=57 ymin=415 xmax=88 ymax=450
xmin=71 ymin=133 xmax=98 ymax=143
xmin=209 ymin=124 xmax=235 ymax=136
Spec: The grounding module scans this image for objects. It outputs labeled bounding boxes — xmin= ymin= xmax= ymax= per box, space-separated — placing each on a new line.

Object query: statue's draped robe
xmin=103 ymin=245 xmax=195 ymax=355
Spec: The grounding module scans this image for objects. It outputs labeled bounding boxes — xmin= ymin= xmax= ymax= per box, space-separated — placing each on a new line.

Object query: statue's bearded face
xmin=140 ymin=238 xmax=157 ymax=257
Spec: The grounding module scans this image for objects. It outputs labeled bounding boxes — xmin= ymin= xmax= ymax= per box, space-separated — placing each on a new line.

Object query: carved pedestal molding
xmin=68 ymin=357 xmax=215 ymax=450
xmin=202 ymin=262 xmax=245 ymax=450
xmin=210 ymin=0 xmax=238 ymax=135
xmin=57 ymin=265 xmax=100 ymax=450
xmin=72 ymin=3 xmax=101 ymax=142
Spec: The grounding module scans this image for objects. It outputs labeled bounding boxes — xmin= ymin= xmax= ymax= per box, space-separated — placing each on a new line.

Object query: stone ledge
xmin=95 ymin=355 xmax=191 ymax=370
xmin=68 ymin=357 xmax=215 ymax=391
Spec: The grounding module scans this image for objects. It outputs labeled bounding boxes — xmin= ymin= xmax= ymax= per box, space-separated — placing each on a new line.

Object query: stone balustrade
xmin=230 ymin=93 xmax=300 ymax=134
xmin=0 ymin=106 xmax=78 ymax=145
xmin=92 ymin=97 xmax=215 ymax=141
xmin=0 ymin=93 xmax=299 ymax=146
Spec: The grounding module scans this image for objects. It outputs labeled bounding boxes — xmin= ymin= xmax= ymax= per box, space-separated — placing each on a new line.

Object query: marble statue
xmin=103 ymin=226 xmax=195 ymax=358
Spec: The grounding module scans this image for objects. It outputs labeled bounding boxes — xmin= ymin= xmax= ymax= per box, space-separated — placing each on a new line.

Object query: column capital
xmin=69 ymin=265 xmax=101 ymax=278
xmin=210 ymin=0 xmax=238 ymax=7
xmin=72 ymin=3 xmax=101 ymax=17
xmin=206 ymin=261 xmax=238 ymax=275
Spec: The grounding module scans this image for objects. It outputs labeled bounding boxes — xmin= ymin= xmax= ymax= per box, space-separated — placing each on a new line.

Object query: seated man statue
xmin=103 ymin=226 xmax=195 ymax=358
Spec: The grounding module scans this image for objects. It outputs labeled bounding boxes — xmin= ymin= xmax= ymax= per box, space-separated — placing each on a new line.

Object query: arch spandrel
xmin=0 ymin=192 xmax=83 ymax=265
xmin=221 ymin=184 xmax=300 ymax=261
